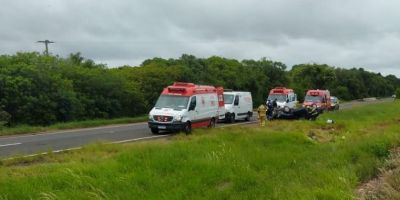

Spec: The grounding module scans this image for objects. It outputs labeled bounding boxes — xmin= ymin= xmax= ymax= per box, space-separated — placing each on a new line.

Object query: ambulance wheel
xmin=208 ymin=118 xmax=216 ymax=128
xmin=150 ymin=128 xmax=159 ymax=134
xmin=229 ymin=113 xmax=235 ymax=123
xmin=183 ymin=122 xmax=192 ymax=134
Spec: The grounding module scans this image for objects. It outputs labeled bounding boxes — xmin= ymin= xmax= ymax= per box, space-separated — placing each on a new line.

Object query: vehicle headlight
xmin=175 ymin=115 xmax=183 ymax=122
xmin=148 ymin=115 xmax=153 ymax=120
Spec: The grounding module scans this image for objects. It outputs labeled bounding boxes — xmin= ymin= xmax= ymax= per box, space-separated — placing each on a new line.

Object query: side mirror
xmin=286 ymin=99 xmax=289 ymax=103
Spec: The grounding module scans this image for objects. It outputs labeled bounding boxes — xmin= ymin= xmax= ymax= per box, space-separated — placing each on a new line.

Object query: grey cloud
xmin=0 ymin=0 xmax=399 ymax=76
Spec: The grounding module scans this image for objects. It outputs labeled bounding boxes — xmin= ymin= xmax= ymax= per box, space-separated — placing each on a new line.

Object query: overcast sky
xmin=1 ymin=0 xmax=399 ymax=76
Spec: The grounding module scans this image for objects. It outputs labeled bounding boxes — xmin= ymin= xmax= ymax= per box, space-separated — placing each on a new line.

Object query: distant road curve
xmin=339 ymin=97 xmax=394 ymax=110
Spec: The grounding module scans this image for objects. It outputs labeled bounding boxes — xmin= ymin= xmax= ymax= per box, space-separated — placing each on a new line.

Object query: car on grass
xmin=330 ymin=96 xmax=340 ymax=110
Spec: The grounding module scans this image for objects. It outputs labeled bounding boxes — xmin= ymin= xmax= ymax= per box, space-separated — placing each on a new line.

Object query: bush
xmin=396 ymin=88 xmax=400 ymax=99
xmin=0 ymin=108 xmax=11 ymax=127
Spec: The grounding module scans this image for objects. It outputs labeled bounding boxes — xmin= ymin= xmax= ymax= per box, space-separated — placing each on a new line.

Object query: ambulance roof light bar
xmin=173 ymin=82 xmax=195 ymax=87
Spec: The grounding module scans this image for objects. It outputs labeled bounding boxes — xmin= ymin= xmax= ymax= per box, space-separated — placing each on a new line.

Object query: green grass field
xmin=0 ymin=116 xmax=148 ymax=137
xmin=1 ymin=102 xmax=399 ymax=199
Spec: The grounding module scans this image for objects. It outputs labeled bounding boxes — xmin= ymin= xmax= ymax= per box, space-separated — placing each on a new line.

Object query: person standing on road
xmin=257 ymin=103 xmax=267 ymax=127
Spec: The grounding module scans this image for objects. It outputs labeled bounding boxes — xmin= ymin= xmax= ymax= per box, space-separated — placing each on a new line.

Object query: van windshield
xmin=154 ymin=95 xmax=190 ymax=110
xmin=267 ymin=94 xmax=287 ymax=102
xmin=224 ymin=94 xmax=234 ymax=104
xmin=304 ymin=95 xmax=322 ymax=102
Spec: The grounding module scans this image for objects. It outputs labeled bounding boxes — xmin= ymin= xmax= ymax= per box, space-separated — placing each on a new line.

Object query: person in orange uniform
xmin=257 ymin=103 xmax=267 ymax=126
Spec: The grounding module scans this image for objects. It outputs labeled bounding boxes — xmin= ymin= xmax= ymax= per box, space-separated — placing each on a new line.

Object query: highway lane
xmin=0 ymin=122 xmax=152 ymax=158
xmin=339 ymin=97 xmax=394 ymax=110
xmin=0 ymin=119 xmax=256 ymax=159
xmin=0 ymin=97 xmax=394 ymax=159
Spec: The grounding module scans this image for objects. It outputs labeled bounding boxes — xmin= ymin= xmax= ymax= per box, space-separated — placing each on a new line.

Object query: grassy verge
xmin=357 ymin=148 xmax=400 ymax=199
xmin=1 ymin=102 xmax=400 ymax=199
xmin=0 ymin=115 xmax=147 ymax=137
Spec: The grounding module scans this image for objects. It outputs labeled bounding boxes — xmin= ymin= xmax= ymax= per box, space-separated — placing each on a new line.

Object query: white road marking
xmin=110 ymin=135 xmax=170 ymax=144
xmin=2 ymin=135 xmax=169 ymax=161
xmin=0 ymin=143 xmax=22 ymax=147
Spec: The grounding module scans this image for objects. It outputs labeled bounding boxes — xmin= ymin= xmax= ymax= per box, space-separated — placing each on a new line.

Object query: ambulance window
xmin=234 ymin=95 xmax=239 ymax=106
xmin=189 ymin=96 xmax=196 ymax=111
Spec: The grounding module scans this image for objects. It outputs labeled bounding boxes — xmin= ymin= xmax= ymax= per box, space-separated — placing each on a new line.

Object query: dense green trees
xmin=289 ymin=64 xmax=397 ymax=101
xmin=0 ymin=52 xmax=145 ymax=126
xmin=117 ymin=55 xmax=289 ymax=107
xmin=0 ymin=52 xmax=399 ymax=126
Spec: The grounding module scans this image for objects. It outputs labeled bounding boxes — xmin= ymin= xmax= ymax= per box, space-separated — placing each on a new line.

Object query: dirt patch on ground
xmin=307 ymin=129 xmax=336 ymax=143
xmin=216 ymin=180 xmax=232 ymax=191
xmin=307 ymin=124 xmax=344 ymax=143
xmin=376 ymin=121 xmax=392 ymax=129
xmin=357 ymin=148 xmax=400 ymax=200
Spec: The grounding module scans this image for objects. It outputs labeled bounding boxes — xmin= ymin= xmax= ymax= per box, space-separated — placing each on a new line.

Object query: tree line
xmin=0 ymin=52 xmax=399 ymax=126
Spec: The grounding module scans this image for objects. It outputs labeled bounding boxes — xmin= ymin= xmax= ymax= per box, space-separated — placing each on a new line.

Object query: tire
xmin=183 ymin=122 xmax=192 ymax=135
xmin=283 ymin=106 xmax=290 ymax=113
xmin=229 ymin=113 xmax=235 ymax=123
xmin=150 ymin=128 xmax=159 ymax=134
xmin=245 ymin=112 xmax=251 ymax=121
xmin=208 ymin=118 xmax=216 ymax=128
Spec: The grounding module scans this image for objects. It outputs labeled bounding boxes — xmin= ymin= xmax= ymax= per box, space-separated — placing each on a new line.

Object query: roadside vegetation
xmin=396 ymin=87 xmax=400 ymax=99
xmin=358 ymin=148 xmax=400 ymax=199
xmin=1 ymin=52 xmax=399 ymax=129
xmin=1 ymin=101 xmax=399 ymax=199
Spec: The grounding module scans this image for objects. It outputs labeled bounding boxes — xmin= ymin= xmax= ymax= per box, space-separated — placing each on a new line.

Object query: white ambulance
xmin=148 ymin=82 xmax=225 ymax=134
xmin=223 ymin=91 xmax=253 ymax=123
xmin=267 ymin=87 xmax=298 ymax=109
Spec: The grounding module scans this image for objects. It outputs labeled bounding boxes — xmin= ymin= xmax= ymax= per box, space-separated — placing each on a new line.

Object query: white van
xmin=267 ymin=87 xmax=298 ymax=109
xmin=223 ymin=91 xmax=253 ymax=123
xmin=148 ymin=82 xmax=224 ymax=134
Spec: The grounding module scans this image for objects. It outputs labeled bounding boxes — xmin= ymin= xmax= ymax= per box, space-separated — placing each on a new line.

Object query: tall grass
xmin=0 ymin=102 xmax=399 ymax=199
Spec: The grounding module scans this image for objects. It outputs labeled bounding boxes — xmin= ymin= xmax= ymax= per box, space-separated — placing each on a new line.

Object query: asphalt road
xmin=0 ymin=97 xmax=394 ymax=159
xmin=339 ymin=97 xmax=394 ymax=110
xmin=0 ymin=118 xmax=256 ymax=159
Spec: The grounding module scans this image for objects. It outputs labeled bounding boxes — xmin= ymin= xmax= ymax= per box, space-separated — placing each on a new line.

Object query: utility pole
xmin=37 ymin=40 xmax=54 ymax=55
